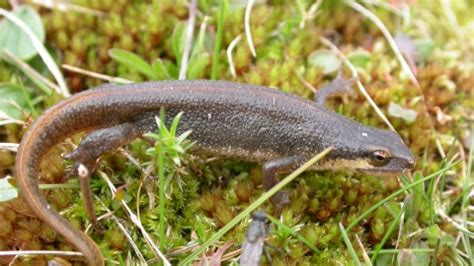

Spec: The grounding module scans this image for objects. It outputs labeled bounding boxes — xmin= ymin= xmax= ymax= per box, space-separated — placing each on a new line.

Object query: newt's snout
xmin=402 ymin=152 xmax=416 ymax=171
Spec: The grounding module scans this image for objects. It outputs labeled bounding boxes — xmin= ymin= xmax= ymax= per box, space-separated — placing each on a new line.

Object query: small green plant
xmin=144 ymin=110 xmax=194 ymax=167
xmin=144 ymin=109 xmax=194 ymax=251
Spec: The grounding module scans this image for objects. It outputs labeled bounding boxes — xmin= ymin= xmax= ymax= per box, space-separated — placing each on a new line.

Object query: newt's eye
xmin=369 ymin=150 xmax=390 ymax=166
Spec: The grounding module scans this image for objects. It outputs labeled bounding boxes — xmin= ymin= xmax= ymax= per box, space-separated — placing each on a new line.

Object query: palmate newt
xmin=15 ymin=80 xmax=415 ymax=265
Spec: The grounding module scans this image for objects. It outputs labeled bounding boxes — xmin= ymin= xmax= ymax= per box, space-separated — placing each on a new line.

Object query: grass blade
xmin=211 ymin=0 xmax=226 ymax=79
xmin=462 ymin=125 xmax=473 ymax=264
xmin=3 ymin=50 xmax=55 ymax=95
xmin=339 ymin=223 xmax=362 ymax=266
xmin=244 ymin=0 xmax=256 ymax=57
xmin=158 ymin=109 xmax=166 ymax=251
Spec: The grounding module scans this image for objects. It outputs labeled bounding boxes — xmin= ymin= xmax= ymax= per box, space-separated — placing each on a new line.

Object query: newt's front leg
xmin=262 ymin=155 xmax=304 ymax=208
xmin=65 ymin=122 xmax=146 ymax=226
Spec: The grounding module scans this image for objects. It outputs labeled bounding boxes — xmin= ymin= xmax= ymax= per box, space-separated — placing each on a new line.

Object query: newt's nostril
xmin=405 ymin=155 xmax=416 ymax=169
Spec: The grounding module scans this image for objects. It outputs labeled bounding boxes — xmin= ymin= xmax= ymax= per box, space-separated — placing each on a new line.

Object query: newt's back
xmin=96 ymin=80 xmax=335 ymax=161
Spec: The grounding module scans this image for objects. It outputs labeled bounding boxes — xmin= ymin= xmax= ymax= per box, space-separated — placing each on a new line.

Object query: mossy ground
xmin=0 ymin=0 xmax=472 ymax=265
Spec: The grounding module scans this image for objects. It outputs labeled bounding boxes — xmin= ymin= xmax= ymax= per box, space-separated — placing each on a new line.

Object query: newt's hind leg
xmin=65 ymin=122 xmax=146 ymax=226
xmin=314 ymin=75 xmax=356 ymax=105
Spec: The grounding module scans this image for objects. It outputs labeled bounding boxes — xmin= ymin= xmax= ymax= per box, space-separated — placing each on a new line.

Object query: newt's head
xmin=317 ymin=125 xmax=415 ymax=176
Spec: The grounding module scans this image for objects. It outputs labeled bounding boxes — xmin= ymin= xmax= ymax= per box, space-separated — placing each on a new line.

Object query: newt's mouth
xmin=355 ymin=168 xmax=410 ymax=178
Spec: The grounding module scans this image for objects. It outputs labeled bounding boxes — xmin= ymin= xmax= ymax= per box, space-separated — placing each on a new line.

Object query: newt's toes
xmin=271 ymin=191 xmax=290 ymax=209
xmin=64 ymin=153 xmax=97 ymax=179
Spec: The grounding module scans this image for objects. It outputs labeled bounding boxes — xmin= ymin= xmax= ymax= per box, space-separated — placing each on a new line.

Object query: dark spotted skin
xmin=15 ymin=80 xmax=415 ymax=266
